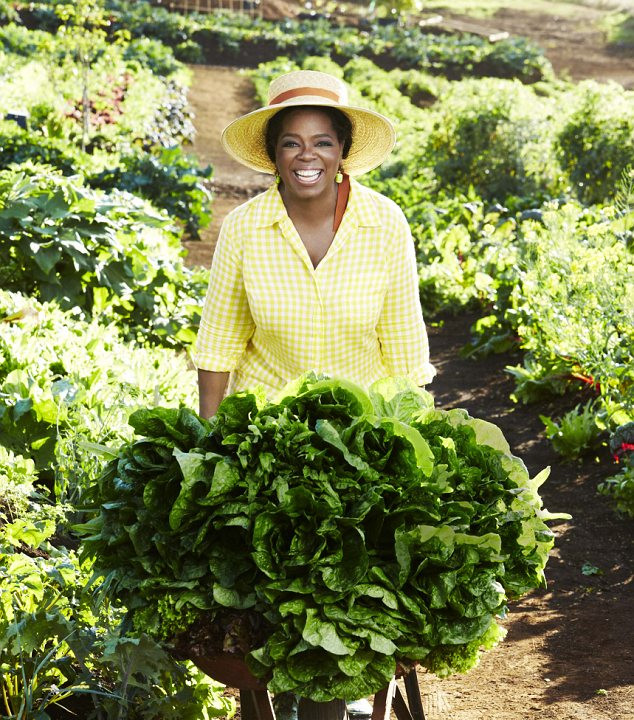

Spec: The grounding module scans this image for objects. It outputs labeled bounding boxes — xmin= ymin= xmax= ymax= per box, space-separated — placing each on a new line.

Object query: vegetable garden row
xmin=0 ymin=0 xmax=632 ymax=717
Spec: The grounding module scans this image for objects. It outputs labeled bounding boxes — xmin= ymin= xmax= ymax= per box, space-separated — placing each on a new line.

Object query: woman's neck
xmin=279 ymin=182 xmax=338 ymax=227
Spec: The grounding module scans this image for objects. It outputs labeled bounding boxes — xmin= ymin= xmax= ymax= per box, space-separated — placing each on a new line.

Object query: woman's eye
xmin=282 ymin=140 xmax=298 ymax=147
xmin=317 ymin=141 xmax=333 ymax=146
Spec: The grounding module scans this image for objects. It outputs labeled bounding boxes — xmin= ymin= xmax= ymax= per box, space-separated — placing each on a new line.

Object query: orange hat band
xmin=270 ymin=87 xmax=342 ymax=105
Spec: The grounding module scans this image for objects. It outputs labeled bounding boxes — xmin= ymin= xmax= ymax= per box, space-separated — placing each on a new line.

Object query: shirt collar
xmin=250 ymin=182 xmax=287 ymax=228
xmin=251 ymin=178 xmax=382 ymax=229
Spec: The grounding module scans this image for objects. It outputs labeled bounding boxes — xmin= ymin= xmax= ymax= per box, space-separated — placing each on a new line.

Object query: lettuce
xmin=80 ymin=374 xmax=567 ymax=700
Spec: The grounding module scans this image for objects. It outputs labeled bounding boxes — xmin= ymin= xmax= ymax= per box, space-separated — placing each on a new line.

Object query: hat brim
xmin=221 ymin=100 xmax=396 ymax=177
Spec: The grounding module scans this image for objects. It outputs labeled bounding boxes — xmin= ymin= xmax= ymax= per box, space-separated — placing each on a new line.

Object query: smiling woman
xmin=193 ymin=70 xmax=436 ymax=418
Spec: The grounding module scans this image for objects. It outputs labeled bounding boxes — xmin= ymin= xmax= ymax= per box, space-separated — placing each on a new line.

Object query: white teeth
xmin=295 ymin=170 xmax=321 ymax=179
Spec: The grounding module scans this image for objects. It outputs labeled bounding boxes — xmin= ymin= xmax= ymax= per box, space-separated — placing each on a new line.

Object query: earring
xmin=335 ymin=170 xmax=343 ymax=184
xmin=275 ymin=172 xmax=281 ymax=185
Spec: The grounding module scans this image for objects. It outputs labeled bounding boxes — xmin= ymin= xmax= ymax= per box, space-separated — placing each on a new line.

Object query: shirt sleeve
xmin=376 ymin=208 xmax=436 ymax=386
xmin=192 ymin=215 xmax=255 ymax=372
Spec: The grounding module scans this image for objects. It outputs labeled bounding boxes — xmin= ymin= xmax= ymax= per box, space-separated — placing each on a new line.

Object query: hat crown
xmin=267 ymin=70 xmax=349 ymax=107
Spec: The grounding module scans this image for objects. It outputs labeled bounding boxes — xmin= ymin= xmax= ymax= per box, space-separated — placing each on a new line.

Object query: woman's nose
xmin=297 ymin=144 xmax=316 ymax=160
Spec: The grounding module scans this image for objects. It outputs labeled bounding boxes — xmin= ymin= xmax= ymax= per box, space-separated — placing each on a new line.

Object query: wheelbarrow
xmin=190 ymin=653 xmax=427 ymax=720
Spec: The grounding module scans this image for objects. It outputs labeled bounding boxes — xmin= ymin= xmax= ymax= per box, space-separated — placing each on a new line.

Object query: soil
xmin=436 ymin=5 xmax=634 ymax=88
xmin=181 ymin=8 xmax=634 ymax=717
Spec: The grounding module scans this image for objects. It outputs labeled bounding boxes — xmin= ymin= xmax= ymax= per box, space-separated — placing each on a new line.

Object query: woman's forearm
xmin=198 ymin=370 xmax=230 ymax=419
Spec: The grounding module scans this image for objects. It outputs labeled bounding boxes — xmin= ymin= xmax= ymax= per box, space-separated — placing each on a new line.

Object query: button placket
xmin=313 ymin=273 xmax=325 ymax=370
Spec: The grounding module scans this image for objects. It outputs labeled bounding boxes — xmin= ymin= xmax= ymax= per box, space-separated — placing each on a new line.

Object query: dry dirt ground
xmin=438 ymin=5 xmax=634 ymax=87
xmin=181 ymin=10 xmax=634 ymax=718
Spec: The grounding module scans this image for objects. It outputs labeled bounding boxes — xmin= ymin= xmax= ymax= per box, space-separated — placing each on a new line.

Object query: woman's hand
xmin=198 ymin=370 xmax=230 ymax=419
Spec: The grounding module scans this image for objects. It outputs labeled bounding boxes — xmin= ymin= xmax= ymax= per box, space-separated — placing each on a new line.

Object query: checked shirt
xmin=193 ymin=178 xmax=435 ymax=396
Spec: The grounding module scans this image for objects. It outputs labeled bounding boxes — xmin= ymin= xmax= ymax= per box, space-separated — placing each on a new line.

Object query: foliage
xmin=17 ymin=0 xmax=552 ymax=83
xmin=139 ymin=78 xmax=196 ymax=147
xmin=0 ymin=167 xmax=206 ymax=348
xmin=540 ymin=401 xmax=603 ymax=459
xmin=598 ymin=457 xmax=634 ymax=518
xmin=0 ymin=121 xmax=82 ymax=173
xmin=556 ymin=81 xmax=634 ymax=205
xmin=502 ymin=204 xmax=634 ymax=423
xmin=79 ymin=376 xmax=567 ymax=701
xmin=426 ymin=77 xmax=560 ymax=202
xmin=0 ymin=289 xmax=197 ymax=504
xmin=608 ymin=422 xmax=634 ymax=461
xmin=123 ymin=36 xmax=184 ymax=77
xmin=53 ymin=0 xmax=111 ymax=152
xmin=602 ymin=10 xmax=634 ymax=50
xmin=0 ymin=450 xmax=235 ymax=719
xmin=89 ymin=146 xmax=212 ymax=239
xmin=0 ymin=0 xmax=18 ymax=22
xmin=0 ymin=20 xmax=209 ymax=239
xmin=599 ymin=423 xmax=634 ymax=516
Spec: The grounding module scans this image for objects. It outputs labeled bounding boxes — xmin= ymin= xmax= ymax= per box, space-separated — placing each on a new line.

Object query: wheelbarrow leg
xmin=403 ymin=669 xmax=426 ymax=720
xmin=392 ymin=686 xmax=414 ymax=720
xmin=371 ymin=676 xmax=397 ymax=720
xmin=241 ymin=689 xmax=276 ymax=720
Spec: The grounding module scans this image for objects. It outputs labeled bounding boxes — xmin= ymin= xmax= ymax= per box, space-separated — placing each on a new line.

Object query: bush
xmin=123 ymin=36 xmax=183 ymax=76
xmin=599 ymin=458 xmax=634 ymax=517
xmin=0 ymin=444 xmax=235 ymax=719
xmin=0 ymin=120 xmax=81 ymax=172
xmin=88 ymin=145 xmax=212 ymax=238
xmin=0 ymin=287 xmax=198 ymax=498
xmin=556 ymin=81 xmax=634 ymax=205
xmin=20 ymin=0 xmax=552 ymax=82
xmin=0 ymin=167 xmax=206 ymax=347
xmin=427 ymin=78 xmax=559 ymax=202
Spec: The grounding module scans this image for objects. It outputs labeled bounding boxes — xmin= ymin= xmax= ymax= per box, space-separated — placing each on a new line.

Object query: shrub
xmin=427 ymin=78 xmax=559 ymax=202
xmin=0 ymin=287 xmax=198 ymax=497
xmin=0 ymin=120 xmax=81 ymax=172
xmin=556 ymin=81 xmax=634 ymax=205
xmin=0 ymin=444 xmax=235 ymax=719
xmin=88 ymin=145 xmax=212 ymax=238
xmin=0 ymin=167 xmax=206 ymax=347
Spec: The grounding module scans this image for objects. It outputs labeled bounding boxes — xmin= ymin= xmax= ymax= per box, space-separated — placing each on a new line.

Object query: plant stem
xmin=116 ymin=655 xmax=134 ymax=720
xmin=2 ymin=679 xmax=14 ymax=716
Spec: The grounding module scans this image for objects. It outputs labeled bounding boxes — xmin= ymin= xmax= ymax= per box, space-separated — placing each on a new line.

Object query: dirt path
xmin=183 ymin=65 xmax=269 ymax=267
xmin=181 ymin=28 xmax=634 ymax=720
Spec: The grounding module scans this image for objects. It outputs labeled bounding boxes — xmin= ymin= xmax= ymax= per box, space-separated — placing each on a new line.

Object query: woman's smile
xmin=293 ymin=168 xmax=324 ymax=184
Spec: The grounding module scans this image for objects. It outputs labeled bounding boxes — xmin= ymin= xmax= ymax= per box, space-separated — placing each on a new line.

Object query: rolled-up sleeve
xmin=192 ymin=216 xmax=255 ymax=372
xmin=376 ymin=209 xmax=436 ymax=386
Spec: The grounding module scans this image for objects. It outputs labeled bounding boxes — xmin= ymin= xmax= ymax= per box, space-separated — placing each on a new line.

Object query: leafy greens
xmin=79 ymin=375 xmax=567 ymax=701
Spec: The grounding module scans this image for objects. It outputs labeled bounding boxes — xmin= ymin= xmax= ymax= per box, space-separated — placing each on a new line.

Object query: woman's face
xmin=274 ymin=108 xmax=344 ymax=201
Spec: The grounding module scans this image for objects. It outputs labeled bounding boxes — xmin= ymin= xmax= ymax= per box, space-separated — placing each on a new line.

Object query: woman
xmin=194 ymin=69 xmax=435 ymax=419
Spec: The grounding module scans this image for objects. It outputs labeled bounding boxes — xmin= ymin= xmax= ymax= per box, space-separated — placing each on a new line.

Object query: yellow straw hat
xmin=221 ymin=70 xmax=396 ymax=177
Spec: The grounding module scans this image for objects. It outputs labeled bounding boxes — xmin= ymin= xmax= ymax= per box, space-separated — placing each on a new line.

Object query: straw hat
xmin=221 ymin=70 xmax=396 ymax=177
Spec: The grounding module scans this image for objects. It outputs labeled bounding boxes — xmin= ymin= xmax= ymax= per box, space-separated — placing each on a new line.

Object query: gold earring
xmin=275 ymin=172 xmax=281 ymax=185
xmin=335 ymin=171 xmax=343 ymax=184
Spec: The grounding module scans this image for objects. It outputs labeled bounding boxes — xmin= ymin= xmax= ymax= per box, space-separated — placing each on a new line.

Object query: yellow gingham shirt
xmin=193 ymin=178 xmax=435 ymax=396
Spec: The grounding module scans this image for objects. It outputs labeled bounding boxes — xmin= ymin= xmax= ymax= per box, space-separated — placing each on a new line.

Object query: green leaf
xmin=168 ymin=449 xmax=208 ymax=529
xmin=302 ymin=609 xmax=351 ymax=656
xmin=321 ymin=527 xmax=368 ymax=592
xmin=212 ymin=584 xmax=256 ymax=609
xmin=369 ymin=377 xmax=434 ymax=421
